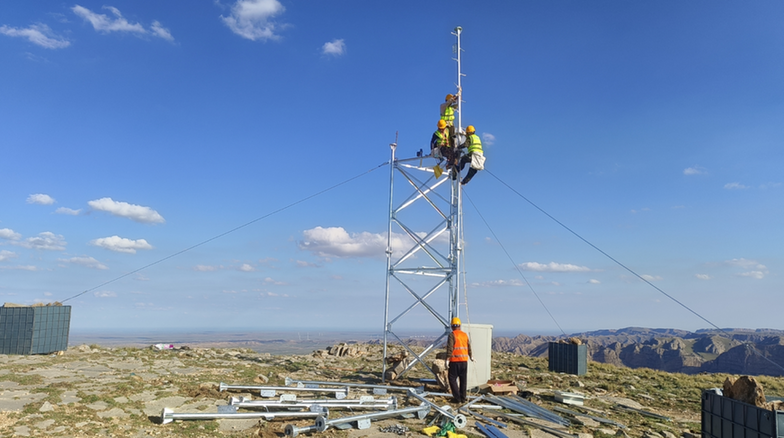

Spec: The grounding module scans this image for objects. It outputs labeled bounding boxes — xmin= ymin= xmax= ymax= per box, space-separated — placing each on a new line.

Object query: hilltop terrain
xmin=492 ymin=327 xmax=784 ymax=376
xmin=2 ymin=340 xmax=784 ymax=438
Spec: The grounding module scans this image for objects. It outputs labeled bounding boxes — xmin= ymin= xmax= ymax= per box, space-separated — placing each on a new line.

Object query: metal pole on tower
xmin=381 ymin=27 xmax=466 ymax=382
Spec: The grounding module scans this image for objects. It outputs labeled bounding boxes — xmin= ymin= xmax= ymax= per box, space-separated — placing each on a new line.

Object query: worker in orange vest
xmin=445 ymin=317 xmax=473 ymax=403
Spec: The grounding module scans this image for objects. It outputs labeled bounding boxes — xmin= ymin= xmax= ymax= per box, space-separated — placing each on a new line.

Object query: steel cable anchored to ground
xmin=62 ymin=161 xmax=389 ymax=303
xmin=463 ymin=188 xmax=567 ymax=336
xmin=485 ymin=169 xmax=784 ymax=375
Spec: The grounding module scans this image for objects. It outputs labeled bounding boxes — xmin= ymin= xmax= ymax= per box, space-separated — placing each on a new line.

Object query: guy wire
xmin=463 ymin=188 xmax=567 ymax=336
xmin=61 ymin=162 xmax=389 ymax=303
xmin=486 ymin=169 xmax=784 ymax=374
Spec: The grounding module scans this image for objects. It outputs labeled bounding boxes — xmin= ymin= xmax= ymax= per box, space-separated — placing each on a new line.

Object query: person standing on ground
xmin=445 ymin=317 xmax=473 ymax=403
xmin=457 ymin=125 xmax=485 ymax=185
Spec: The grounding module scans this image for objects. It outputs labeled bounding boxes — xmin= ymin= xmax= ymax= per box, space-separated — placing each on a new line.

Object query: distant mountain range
xmin=491 ymin=327 xmax=784 ymax=376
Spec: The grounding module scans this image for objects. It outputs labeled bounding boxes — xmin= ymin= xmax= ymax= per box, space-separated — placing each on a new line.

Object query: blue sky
xmin=1 ymin=1 xmax=782 ymax=335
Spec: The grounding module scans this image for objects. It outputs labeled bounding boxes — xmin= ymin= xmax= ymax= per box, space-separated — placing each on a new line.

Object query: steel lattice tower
xmin=382 ymin=27 xmax=465 ymax=381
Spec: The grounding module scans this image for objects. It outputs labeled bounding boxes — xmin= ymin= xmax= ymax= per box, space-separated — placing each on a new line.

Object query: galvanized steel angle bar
xmin=391 ymin=220 xmax=450 ymax=267
xmin=387 ymin=274 xmax=449 ymax=326
xmin=284 ymin=377 xmax=424 ymax=395
xmin=311 ymin=403 xmax=431 ymax=433
xmin=393 ymin=268 xmax=450 ymax=277
xmin=392 ymin=220 xmax=449 ymax=267
xmin=398 ymin=339 xmax=444 ymax=376
xmin=492 ymin=412 xmax=577 ymax=438
xmin=486 ymin=395 xmax=568 ymax=427
xmin=385 ymin=330 xmax=438 ymax=379
xmin=406 ymin=389 xmax=467 ymax=429
xmin=476 ymin=422 xmax=509 ymax=438
xmin=394 ymin=168 xmax=449 ymax=210
xmin=394 ymin=166 xmax=451 ymax=214
xmin=161 ymin=406 xmax=327 ymax=425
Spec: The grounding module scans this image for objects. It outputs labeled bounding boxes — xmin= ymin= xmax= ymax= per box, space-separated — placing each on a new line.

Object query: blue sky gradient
xmin=1 ymin=1 xmax=782 ymax=334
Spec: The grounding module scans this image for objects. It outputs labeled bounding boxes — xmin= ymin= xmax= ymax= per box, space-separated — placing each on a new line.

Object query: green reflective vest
xmin=467 ymin=134 xmax=483 ymax=154
xmin=435 ymin=129 xmax=449 ymax=147
xmin=441 ymin=105 xmax=455 ymax=122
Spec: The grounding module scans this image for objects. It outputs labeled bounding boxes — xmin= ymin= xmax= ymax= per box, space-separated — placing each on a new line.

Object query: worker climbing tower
xmin=382 ymin=27 xmax=465 ymax=381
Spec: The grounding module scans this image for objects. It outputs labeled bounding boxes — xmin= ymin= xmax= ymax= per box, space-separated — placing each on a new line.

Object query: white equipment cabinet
xmin=463 ymin=323 xmax=493 ymax=389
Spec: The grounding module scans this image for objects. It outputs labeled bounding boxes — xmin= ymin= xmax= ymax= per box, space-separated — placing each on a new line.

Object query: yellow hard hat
xmin=445 ymin=94 xmax=454 ymax=101
xmin=466 ymin=125 xmax=475 ymax=134
xmin=451 ymin=317 xmax=461 ymax=326
xmin=437 ymin=120 xmax=447 ymax=129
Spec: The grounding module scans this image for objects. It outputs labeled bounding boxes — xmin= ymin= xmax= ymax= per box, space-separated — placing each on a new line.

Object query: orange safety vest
xmin=451 ymin=329 xmax=469 ymax=362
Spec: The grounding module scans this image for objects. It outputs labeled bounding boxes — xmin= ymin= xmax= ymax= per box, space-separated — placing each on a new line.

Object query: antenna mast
xmin=382 ymin=27 xmax=465 ymax=382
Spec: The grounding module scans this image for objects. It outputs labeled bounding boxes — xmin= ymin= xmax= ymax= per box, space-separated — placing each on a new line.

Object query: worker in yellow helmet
xmin=445 ymin=316 xmax=473 ymax=403
xmin=431 ymin=119 xmax=450 ymax=160
xmin=439 ymin=87 xmax=461 ymax=149
xmin=457 ymin=125 xmax=485 ymax=185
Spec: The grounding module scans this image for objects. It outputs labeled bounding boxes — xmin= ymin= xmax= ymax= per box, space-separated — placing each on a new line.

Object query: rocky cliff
xmin=492 ymin=327 xmax=784 ymax=376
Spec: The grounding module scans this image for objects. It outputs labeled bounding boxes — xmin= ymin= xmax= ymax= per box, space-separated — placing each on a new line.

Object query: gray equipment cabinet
xmin=0 ymin=305 xmax=71 ymax=355
xmin=702 ymin=389 xmax=784 ymax=438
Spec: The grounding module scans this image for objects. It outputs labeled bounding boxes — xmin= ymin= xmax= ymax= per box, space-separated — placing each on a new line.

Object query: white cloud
xmin=0 ymin=265 xmax=38 ymax=271
xmin=264 ymin=277 xmax=286 ymax=285
xmin=739 ymin=271 xmax=766 ymax=280
xmin=93 ymin=290 xmax=116 ymax=298
xmin=322 ymin=39 xmax=345 ymax=56
xmin=760 ymin=182 xmax=782 ymax=190
xmin=683 ymin=166 xmax=707 ymax=176
xmin=194 ymin=265 xmax=222 ymax=272
xmin=630 ymin=207 xmax=651 ymax=214
xmin=0 ymin=24 xmax=70 ymax=49
xmin=0 ymin=250 xmax=18 ymax=262
xmin=150 ymin=21 xmax=174 ymax=42
xmin=470 ymin=279 xmax=524 ymax=288
xmin=724 ymin=182 xmax=749 ymax=190
xmin=262 ymin=291 xmax=288 ymax=297
xmin=27 ymin=193 xmax=55 ymax=205
xmin=72 ymin=5 xmax=173 ymax=41
xmin=725 ymin=258 xmax=768 ymax=279
xmin=59 ymin=256 xmax=108 ymax=270
xmin=296 ymin=260 xmax=319 ymax=268
xmin=73 ymin=5 xmax=145 ymax=34
xmin=695 ymin=274 xmax=711 ymax=280
xmin=55 ymin=207 xmax=81 ymax=215
xmin=88 ymin=197 xmax=165 ymax=224
xmin=90 ymin=236 xmax=153 ymax=254
xmin=518 ymin=262 xmax=590 ymax=273
xmin=641 ymin=274 xmax=663 ymax=282
xmin=0 ymin=228 xmax=22 ymax=240
xmin=482 ymin=133 xmax=496 ymax=146
xmin=221 ymin=0 xmax=285 ymax=41
xmin=299 ymin=226 xmax=407 ymax=258
xmin=239 ymin=263 xmax=255 ymax=272
xmin=725 ymin=258 xmax=764 ymax=269
xmin=588 ymin=279 xmax=601 ymax=284
xmin=20 ymin=232 xmax=66 ymax=251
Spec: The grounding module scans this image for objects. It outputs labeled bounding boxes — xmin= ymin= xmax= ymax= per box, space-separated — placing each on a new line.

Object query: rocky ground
xmin=1 ymin=342 xmax=783 ymax=438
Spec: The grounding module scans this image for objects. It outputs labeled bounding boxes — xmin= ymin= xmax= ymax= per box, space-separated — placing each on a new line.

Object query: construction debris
xmin=385 ymin=351 xmax=411 ymax=381
xmin=479 ymin=380 xmax=518 ymax=396
xmin=379 ymin=424 xmax=410 ymax=435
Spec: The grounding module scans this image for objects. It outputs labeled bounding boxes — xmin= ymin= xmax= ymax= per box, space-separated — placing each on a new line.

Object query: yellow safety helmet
xmin=437 ymin=120 xmax=447 ymax=129
xmin=445 ymin=94 xmax=454 ymax=101
xmin=466 ymin=125 xmax=475 ymax=134
xmin=451 ymin=317 xmax=461 ymax=326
